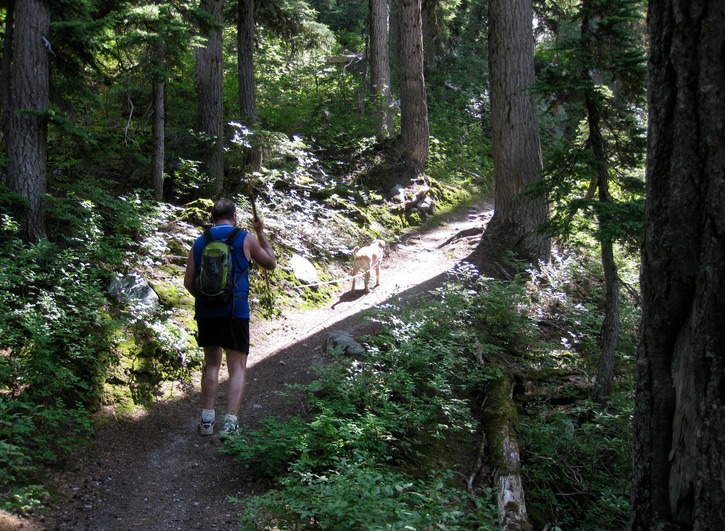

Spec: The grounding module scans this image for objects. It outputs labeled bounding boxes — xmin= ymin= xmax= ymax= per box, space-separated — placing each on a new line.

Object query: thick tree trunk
xmin=369 ymin=0 xmax=394 ymax=138
xmin=396 ymin=0 xmax=429 ymax=168
xmin=631 ymin=1 xmax=725 ymax=529
xmin=196 ymin=0 xmax=225 ymax=196
xmin=480 ymin=0 xmax=549 ymax=265
xmin=6 ymin=0 xmax=49 ymax=243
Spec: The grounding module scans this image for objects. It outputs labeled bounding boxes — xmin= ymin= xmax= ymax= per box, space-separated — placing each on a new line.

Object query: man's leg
xmin=201 ymin=345 xmax=224 ymax=410
xmin=224 ymin=349 xmax=248 ymax=417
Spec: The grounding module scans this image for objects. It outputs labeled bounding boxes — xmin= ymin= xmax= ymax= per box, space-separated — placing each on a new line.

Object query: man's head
xmin=211 ymin=198 xmax=237 ymax=224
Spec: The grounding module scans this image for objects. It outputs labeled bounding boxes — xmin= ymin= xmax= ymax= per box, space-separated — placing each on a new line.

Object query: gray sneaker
xmin=197 ymin=419 xmax=215 ymax=436
xmin=219 ymin=416 xmax=238 ymax=440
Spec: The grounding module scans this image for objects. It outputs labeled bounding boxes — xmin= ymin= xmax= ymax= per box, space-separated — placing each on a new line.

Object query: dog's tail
xmin=352 ymin=245 xmax=360 ymax=256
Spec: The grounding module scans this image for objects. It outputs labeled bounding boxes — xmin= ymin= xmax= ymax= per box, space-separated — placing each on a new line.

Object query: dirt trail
xmin=6 ymin=199 xmax=492 ymax=531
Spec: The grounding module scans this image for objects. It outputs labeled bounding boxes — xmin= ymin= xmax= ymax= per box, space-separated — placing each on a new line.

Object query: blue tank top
xmin=192 ymin=225 xmax=250 ymax=319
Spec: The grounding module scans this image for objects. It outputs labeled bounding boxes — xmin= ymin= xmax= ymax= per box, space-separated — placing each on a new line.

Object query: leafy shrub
xmin=0 ymin=188 xmax=175 ymax=511
xmin=520 ymin=396 xmax=632 ymax=530
xmin=0 ymin=235 xmax=106 ymax=509
xmin=225 ymin=265 xmax=540 ymax=527
xmin=238 ymin=453 xmax=499 ymax=530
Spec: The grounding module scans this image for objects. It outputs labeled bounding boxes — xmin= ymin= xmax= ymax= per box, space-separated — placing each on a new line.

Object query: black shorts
xmin=196 ymin=318 xmax=250 ymax=353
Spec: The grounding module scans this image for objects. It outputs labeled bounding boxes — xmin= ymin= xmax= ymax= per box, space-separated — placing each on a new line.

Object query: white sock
xmin=202 ymin=409 xmax=215 ymax=422
xmin=224 ymin=413 xmax=238 ymax=423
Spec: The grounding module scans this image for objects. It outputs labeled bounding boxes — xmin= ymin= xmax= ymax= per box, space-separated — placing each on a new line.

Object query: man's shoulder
xmin=206 ymin=225 xmax=247 ymax=240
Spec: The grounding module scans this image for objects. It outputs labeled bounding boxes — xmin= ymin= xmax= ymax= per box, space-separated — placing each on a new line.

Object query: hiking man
xmin=184 ymin=198 xmax=276 ymax=439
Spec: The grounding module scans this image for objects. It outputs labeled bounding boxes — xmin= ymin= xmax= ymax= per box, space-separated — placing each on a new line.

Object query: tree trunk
xmin=0 ymin=0 xmax=15 ymax=140
xmin=595 ymin=234 xmax=619 ymax=400
xmin=582 ymin=25 xmax=620 ymax=400
xmin=479 ymin=0 xmax=549 ymax=264
xmin=631 ymin=1 xmax=725 ymax=529
xmin=396 ymin=0 xmax=429 ymax=168
xmin=151 ymin=41 xmax=165 ymax=202
xmin=236 ymin=0 xmax=262 ymax=180
xmin=369 ymin=0 xmax=394 ymax=138
xmin=6 ymin=0 xmax=49 ymax=243
xmin=196 ymin=0 xmax=225 ymax=197
xmin=237 ymin=0 xmax=257 ymax=124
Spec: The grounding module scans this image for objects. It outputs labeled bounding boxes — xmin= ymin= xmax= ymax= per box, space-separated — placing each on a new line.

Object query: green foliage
xmin=0 ymin=185 xmax=197 ymax=510
xmin=225 ymin=266 xmax=542 ymax=528
xmin=520 ymin=396 xmax=632 ymax=530
xmin=0 ymin=234 xmax=105 ymax=510
xmin=425 ymin=51 xmax=494 ymax=193
xmin=238 ymin=454 xmax=498 ymax=530
xmin=517 ymin=244 xmax=638 ymax=529
xmin=534 ymin=0 xmax=647 ymax=248
xmin=525 ymin=247 xmax=640 ymax=371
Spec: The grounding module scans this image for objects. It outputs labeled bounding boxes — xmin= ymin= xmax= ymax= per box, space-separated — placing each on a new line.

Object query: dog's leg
xmin=364 ymin=270 xmax=370 ymax=293
xmin=374 ymin=258 xmax=380 ymax=287
xmin=351 ymin=261 xmax=358 ymax=291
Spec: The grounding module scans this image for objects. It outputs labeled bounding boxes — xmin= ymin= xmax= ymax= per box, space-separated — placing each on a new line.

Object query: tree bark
xmin=6 ymin=0 xmax=50 ymax=243
xmin=631 ymin=1 xmax=725 ymax=529
xmin=196 ymin=0 xmax=225 ymax=197
xmin=151 ymin=40 xmax=165 ymax=202
xmin=479 ymin=0 xmax=549 ymax=264
xmin=236 ymin=0 xmax=262 ymax=179
xmin=396 ymin=0 xmax=429 ymax=168
xmin=582 ymin=15 xmax=620 ymax=400
xmin=369 ymin=0 xmax=394 ymax=138
xmin=237 ymin=0 xmax=257 ymax=124
xmin=0 ymin=0 xmax=14 ymax=140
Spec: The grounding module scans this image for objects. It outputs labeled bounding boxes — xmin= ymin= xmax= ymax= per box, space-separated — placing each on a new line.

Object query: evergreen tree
xmin=369 ymin=0 xmax=394 ymax=138
xmin=397 ymin=0 xmax=429 ymax=168
xmin=535 ymin=0 xmax=646 ymax=398
xmin=196 ymin=0 xmax=225 ymax=196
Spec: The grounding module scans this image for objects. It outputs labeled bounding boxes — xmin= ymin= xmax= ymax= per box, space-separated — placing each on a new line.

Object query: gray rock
xmin=108 ymin=271 xmax=159 ymax=309
xmin=323 ymin=330 xmax=365 ymax=356
xmin=290 ymin=254 xmax=319 ymax=286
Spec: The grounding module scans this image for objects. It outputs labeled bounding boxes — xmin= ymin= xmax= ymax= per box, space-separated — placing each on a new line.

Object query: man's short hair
xmin=211 ymin=198 xmax=236 ymax=222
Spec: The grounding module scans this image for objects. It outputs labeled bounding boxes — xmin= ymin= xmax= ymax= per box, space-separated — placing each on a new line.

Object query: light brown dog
xmin=351 ymin=239 xmax=386 ymax=293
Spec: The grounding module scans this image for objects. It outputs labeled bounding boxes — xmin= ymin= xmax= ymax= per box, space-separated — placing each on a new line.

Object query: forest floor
xmin=4 ymin=197 xmax=493 ymax=531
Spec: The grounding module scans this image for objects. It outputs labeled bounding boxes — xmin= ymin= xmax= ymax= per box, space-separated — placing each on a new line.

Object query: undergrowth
xmin=518 ymin=247 xmax=638 ymax=530
xmin=0 ymin=186 xmax=199 ymax=511
xmin=225 ymin=265 xmax=511 ymax=530
xmin=225 ymin=249 xmax=638 ymax=529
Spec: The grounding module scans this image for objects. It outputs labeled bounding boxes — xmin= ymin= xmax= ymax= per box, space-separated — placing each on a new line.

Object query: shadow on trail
xmin=243 ymin=263 xmax=474 ymax=429
xmin=30 ymin=200 xmax=490 ymax=531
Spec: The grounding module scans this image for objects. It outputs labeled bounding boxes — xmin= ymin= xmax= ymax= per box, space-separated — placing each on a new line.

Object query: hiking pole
xmin=250 ymin=192 xmax=271 ymax=293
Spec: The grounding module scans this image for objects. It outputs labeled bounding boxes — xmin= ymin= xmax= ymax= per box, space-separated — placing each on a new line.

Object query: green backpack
xmin=195 ymin=227 xmax=242 ymax=304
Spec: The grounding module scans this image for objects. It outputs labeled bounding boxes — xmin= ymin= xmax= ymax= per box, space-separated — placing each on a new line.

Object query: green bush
xmin=0 ymin=187 xmax=167 ymax=511
xmin=225 ymin=265 xmax=540 ymax=528
xmin=520 ymin=396 xmax=632 ymax=530
xmin=238 ymin=453 xmax=498 ymax=530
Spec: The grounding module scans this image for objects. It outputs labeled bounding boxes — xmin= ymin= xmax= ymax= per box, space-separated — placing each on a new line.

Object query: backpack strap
xmin=202 ymin=226 xmax=242 ymax=245
xmin=224 ymin=227 xmax=242 ymax=246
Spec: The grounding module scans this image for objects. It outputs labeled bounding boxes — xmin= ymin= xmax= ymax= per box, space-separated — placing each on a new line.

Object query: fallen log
xmin=483 ymin=372 xmax=532 ymax=531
